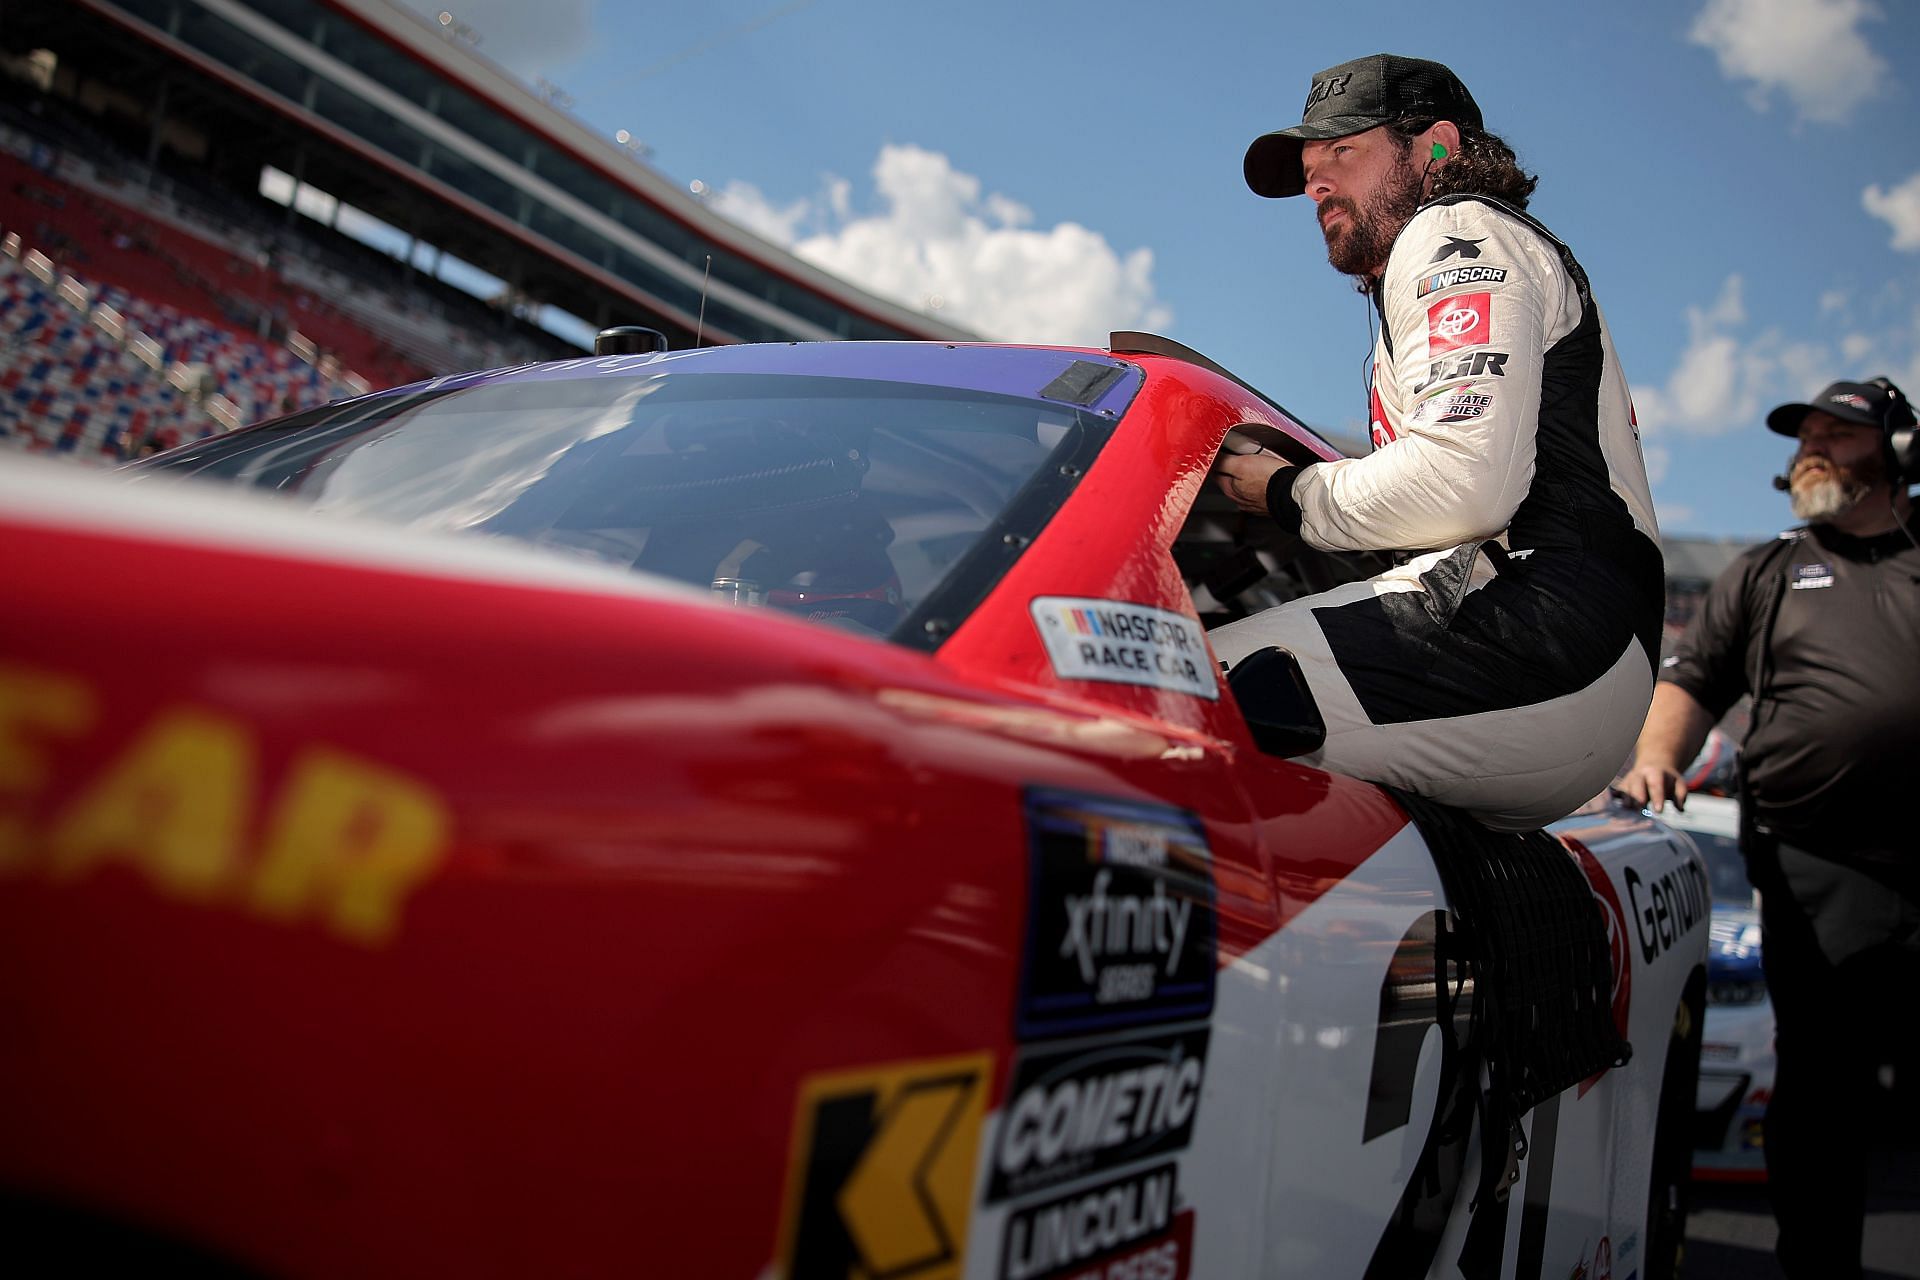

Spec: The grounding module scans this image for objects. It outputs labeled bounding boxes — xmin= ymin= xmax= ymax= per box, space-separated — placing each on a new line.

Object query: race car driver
xmin=1212 ymin=53 xmax=1662 ymax=831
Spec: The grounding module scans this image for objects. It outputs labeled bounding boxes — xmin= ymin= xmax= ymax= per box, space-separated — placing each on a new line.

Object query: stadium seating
xmin=0 ymin=252 xmax=198 ymax=459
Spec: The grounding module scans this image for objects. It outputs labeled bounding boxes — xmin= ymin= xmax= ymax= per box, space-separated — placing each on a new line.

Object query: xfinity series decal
xmin=1030 ymin=598 xmax=1218 ymax=701
xmin=777 ymin=1052 xmax=991 ymax=1280
xmin=1017 ymin=791 xmax=1216 ymax=1040
xmin=988 ymin=1025 xmax=1209 ymax=1203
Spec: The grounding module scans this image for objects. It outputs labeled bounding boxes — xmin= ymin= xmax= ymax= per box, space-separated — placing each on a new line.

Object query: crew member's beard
xmin=1319 ymin=151 xmax=1425 ymax=279
xmin=1788 ymin=450 xmax=1880 ymax=523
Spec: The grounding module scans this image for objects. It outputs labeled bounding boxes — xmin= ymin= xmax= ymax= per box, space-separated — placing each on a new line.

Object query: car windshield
xmin=136 ymin=370 xmax=1111 ymax=644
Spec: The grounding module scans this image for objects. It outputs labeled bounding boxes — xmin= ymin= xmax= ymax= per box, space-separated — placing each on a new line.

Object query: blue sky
xmin=411 ymin=0 xmax=1920 ymax=541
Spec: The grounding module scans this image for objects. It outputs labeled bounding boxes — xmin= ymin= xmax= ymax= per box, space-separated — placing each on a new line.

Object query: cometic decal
xmin=777 ymin=1052 xmax=992 ymax=1280
xmin=988 ymin=1025 xmax=1209 ymax=1203
xmin=1029 ymin=599 xmax=1218 ymax=701
xmin=1017 ymin=791 xmax=1216 ymax=1041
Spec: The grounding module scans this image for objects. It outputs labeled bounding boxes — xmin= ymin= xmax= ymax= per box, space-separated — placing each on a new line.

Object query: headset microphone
xmin=1771 ymin=474 xmax=1791 ymax=492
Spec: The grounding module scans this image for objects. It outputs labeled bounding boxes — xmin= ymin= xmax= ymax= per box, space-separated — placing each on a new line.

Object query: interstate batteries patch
xmin=1018 ymin=790 xmax=1217 ymax=1041
xmin=1029 ymin=597 xmax=1218 ymax=700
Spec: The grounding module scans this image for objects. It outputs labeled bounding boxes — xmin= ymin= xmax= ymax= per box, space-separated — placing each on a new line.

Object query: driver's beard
xmin=1788 ymin=452 xmax=1879 ymax=523
xmin=1321 ymin=151 xmax=1425 ymax=281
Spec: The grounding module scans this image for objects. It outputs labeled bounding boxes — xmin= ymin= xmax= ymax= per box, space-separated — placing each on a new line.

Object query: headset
xmin=1770 ymin=375 xmax=1919 ymax=491
xmin=1872 ymin=376 xmax=1919 ymax=484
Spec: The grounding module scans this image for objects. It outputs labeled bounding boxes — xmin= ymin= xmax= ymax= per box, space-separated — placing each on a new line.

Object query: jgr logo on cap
xmin=1304 ymin=73 xmax=1352 ymax=111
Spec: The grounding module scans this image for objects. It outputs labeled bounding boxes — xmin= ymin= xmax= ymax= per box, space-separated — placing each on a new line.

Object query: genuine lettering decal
xmin=1626 ymin=859 xmax=1710 ymax=964
xmin=1019 ymin=791 xmax=1216 ymax=1041
xmin=1030 ymin=598 xmax=1217 ymax=701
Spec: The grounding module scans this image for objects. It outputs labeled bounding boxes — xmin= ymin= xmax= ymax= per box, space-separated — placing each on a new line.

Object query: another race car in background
xmin=1659 ymin=791 xmax=1773 ymax=1181
xmin=0 ymin=333 xmax=1708 ymax=1279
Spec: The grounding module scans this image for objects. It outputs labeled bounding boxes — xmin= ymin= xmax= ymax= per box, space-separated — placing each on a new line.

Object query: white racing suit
xmin=1211 ymin=195 xmax=1663 ymax=830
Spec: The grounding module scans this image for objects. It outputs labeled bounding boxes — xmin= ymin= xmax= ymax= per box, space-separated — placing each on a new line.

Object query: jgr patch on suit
xmin=1018 ymin=791 xmax=1216 ymax=1040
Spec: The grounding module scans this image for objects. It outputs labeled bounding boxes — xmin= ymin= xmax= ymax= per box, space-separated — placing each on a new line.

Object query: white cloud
xmin=1688 ymin=0 xmax=1888 ymax=123
xmin=1819 ymin=289 xmax=1849 ymax=314
xmin=1632 ymin=275 xmax=1828 ymax=436
xmin=707 ymin=181 xmax=811 ymax=246
xmin=1864 ymin=172 xmax=1920 ymax=251
xmin=1634 ymin=276 xmax=1920 ymax=438
xmin=396 ymin=0 xmax=597 ymax=76
xmin=713 ymin=144 xmax=1171 ymax=344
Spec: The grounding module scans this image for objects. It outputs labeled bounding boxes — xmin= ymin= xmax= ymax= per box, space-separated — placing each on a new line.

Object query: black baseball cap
xmin=1245 ymin=53 xmax=1484 ymax=199
xmin=1765 ymin=378 xmax=1916 ymax=437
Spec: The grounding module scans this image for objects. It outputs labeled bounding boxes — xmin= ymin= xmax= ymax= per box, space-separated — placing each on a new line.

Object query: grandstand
xmin=0 ymin=0 xmax=1768 ymax=613
xmin=0 ymin=0 xmax=972 ymax=459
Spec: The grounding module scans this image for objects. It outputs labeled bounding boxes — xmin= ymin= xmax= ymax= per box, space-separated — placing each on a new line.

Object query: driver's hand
xmin=1617 ymin=761 xmax=1688 ymax=814
xmin=1216 ymin=452 xmax=1295 ymax=515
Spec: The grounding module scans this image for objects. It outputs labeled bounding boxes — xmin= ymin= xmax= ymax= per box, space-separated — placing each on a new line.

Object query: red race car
xmin=0 ymin=334 xmax=1705 ymax=1280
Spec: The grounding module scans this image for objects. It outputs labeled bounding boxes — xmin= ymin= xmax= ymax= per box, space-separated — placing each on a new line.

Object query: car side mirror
xmin=1225 ymin=646 xmax=1327 ymax=758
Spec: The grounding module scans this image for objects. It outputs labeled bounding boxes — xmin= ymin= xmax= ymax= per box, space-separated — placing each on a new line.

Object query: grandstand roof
xmin=11 ymin=0 xmax=977 ymax=352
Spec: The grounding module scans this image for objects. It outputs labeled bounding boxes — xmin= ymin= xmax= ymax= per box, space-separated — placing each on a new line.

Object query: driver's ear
xmin=1428 ymin=121 xmax=1463 ymax=165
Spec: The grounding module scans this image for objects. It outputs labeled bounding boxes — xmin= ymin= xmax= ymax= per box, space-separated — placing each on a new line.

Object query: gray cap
xmin=1245 ymin=53 xmax=1483 ymax=199
xmin=1766 ymin=378 xmax=1916 ymax=437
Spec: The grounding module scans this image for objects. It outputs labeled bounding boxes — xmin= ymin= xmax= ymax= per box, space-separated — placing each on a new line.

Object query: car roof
xmin=364 ymin=340 xmax=1145 ymax=419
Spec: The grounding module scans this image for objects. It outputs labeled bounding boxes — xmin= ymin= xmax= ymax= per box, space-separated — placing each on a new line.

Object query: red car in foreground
xmin=0 ymin=335 xmax=1704 ymax=1279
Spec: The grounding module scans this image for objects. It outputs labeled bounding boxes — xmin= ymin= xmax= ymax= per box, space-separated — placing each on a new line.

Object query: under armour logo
xmin=1429 ymin=237 xmax=1485 ymax=263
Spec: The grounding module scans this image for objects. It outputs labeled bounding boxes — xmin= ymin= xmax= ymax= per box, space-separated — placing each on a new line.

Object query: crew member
xmin=1621 ymin=376 xmax=1920 ymax=1280
xmin=1214 ymin=54 xmax=1662 ymax=830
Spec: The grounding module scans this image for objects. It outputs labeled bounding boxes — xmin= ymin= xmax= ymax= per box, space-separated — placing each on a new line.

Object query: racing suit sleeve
xmin=1271 ymin=201 xmax=1580 ymax=553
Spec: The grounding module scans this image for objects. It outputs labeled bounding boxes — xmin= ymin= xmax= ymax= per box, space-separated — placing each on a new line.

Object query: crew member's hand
xmin=1617 ymin=760 xmax=1688 ymax=814
xmin=1215 ymin=452 xmax=1295 ymax=515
